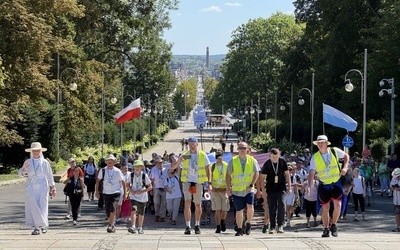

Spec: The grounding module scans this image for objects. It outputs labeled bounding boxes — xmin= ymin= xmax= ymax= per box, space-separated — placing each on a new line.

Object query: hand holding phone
xmin=183 ymin=155 xmax=191 ymax=160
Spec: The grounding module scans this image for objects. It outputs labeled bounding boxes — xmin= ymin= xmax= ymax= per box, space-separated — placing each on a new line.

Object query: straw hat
xmin=313 ymin=135 xmax=331 ymax=145
xmin=25 ymin=142 xmax=47 ymax=152
xmin=392 ymin=168 xmax=400 ymax=177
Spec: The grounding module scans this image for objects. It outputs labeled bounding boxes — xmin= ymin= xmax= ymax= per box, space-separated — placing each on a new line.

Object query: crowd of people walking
xmin=18 ymin=134 xmax=400 ymax=236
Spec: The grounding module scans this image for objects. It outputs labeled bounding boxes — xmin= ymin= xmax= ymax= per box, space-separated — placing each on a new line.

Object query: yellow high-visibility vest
xmin=231 ymin=155 xmax=255 ymax=192
xmin=211 ymin=161 xmax=228 ymax=188
xmin=314 ymin=148 xmax=340 ymax=184
xmin=181 ymin=150 xmax=208 ymax=183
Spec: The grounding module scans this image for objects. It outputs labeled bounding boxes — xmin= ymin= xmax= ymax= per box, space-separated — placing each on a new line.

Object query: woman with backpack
xmin=352 ymin=168 xmax=367 ymax=221
xmin=84 ymin=156 xmax=97 ymax=201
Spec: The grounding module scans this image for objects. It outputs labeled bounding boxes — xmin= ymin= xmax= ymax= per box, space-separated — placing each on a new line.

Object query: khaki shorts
xmin=211 ymin=190 xmax=230 ymax=211
xmin=182 ymin=182 xmax=203 ymax=204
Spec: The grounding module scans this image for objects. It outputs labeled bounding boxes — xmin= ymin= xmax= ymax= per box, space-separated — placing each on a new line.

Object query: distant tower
xmin=206 ymin=47 xmax=210 ymax=69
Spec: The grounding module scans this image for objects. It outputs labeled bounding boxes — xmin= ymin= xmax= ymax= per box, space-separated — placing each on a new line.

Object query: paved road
xmin=1 ymin=113 xmax=400 ymax=249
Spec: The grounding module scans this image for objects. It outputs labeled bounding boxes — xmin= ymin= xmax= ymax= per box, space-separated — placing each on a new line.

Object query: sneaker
xmin=78 ymin=213 xmax=81 ymax=218
xmin=277 ymin=226 xmax=284 ymax=233
xmin=313 ymin=221 xmax=318 ymax=227
xmin=128 ymin=227 xmax=137 ymax=234
xmin=184 ymin=226 xmax=191 ymax=235
xmin=330 ymin=224 xmax=338 ymax=237
xmin=65 ymin=214 xmax=71 ymax=219
xmin=286 ymin=221 xmax=291 ymax=227
xmin=321 ymin=228 xmax=330 ymax=237
xmin=138 ymin=228 xmax=144 ymax=234
xmin=245 ymin=222 xmax=252 ymax=235
xmin=306 ymin=223 xmax=311 ymax=228
xmin=194 ymin=225 xmax=201 ymax=234
xmin=171 ymin=220 xmax=176 ymax=225
xmin=200 ymin=220 xmax=206 ymax=226
xmin=41 ymin=228 xmax=47 ymax=234
xmin=354 ymin=217 xmax=359 ymax=222
xmin=73 ymin=220 xmax=77 ymax=226
xmin=207 ymin=217 xmax=211 ymax=225
xmin=221 ymin=220 xmax=226 ymax=232
xmin=107 ymin=225 xmax=116 ymax=233
xmin=235 ymin=228 xmax=243 ymax=236
xmin=31 ymin=228 xmax=40 ymax=235
xmin=215 ymin=225 xmax=221 ymax=233
xmin=262 ymin=225 xmax=269 ymax=234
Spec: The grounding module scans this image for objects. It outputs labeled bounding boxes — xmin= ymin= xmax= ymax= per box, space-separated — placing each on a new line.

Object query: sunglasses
xmin=237 ymin=147 xmax=247 ymax=150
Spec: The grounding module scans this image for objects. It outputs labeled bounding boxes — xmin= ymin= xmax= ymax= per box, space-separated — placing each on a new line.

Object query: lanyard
xmin=271 ymin=160 xmax=279 ymax=176
xmin=240 ymin=156 xmax=247 ymax=173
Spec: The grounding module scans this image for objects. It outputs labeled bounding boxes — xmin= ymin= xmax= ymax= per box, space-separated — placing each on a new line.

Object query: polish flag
xmin=114 ymin=98 xmax=141 ymax=124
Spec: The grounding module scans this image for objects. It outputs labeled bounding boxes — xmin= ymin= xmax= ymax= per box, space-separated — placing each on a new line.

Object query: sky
xmin=163 ymin=0 xmax=296 ymax=55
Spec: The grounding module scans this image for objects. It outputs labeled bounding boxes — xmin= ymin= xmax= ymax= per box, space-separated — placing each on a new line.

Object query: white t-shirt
xmin=163 ymin=175 xmax=182 ymax=199
xmin=352 ymin=175 xmax=364 ymax=195
xmin=126 ymin=171 xmax=151 ymax=203
xmin=97 ymin=167 xmax=124 ymax=195
xmin=309 ymin=147 xmax=345 ymax=170
xmin=186 ymin=151 xmax=211 ymax=183
xmin=84 ymin=163 xmax=96 ymax=175
xmin=150 ymin=167 xmax=166 ymax=188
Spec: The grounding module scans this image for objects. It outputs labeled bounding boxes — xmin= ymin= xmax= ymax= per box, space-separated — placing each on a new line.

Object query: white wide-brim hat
xmin=313 ymin=135 xmax=331 ymax=145
xmin=392 ymin=168 xmax=400 ymax=177
xmin=25 ymin=142 xmax=47 ymax=152
xmin=105 ymin=154 xmax=117 ymax=161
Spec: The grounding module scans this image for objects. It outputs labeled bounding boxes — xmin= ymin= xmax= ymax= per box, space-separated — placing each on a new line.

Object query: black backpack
xmin=130 ymin=171 xmax=148 ymax=188
xmin=331 ymin=148 xmax=353 ymax=188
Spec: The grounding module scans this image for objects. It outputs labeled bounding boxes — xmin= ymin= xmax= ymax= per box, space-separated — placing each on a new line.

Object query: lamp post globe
xmin=345 ymin=82 xmax=354 ymax=92
xmin=298 ymin=98 xmax=305 ymax=106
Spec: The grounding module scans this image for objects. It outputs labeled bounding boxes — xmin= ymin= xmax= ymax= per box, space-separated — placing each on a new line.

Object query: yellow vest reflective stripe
xmin=211 ymin=161 xmax=228 ymax=188
xmin=181 ymin=150 xmax=208 ymax=183
xmin=231 ymin=155 xmax=254 ymax=192
xmin=314 ymin=148 xmax=340 ymax=184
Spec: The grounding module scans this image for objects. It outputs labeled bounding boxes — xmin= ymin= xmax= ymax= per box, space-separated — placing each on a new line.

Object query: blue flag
xmin=323 ymin=103 xmax=358 ymax=132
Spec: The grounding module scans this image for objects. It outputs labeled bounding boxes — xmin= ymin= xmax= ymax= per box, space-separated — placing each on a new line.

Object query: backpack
xmin=330 ymin=148 xmax=353 ymax=188
xmin=98 ymin=168 xmax=105 ymax=193
xmin=130 ymin=171 xmax=148 ymax=189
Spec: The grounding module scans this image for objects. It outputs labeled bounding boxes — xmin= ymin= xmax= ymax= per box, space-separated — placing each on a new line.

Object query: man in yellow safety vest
xmin=226 ymin=142 xmax=260 ymax=236
xmin=172 ymin=136 xmax=211 ymax=235
xmin=307 ymin=135 xmax=349 ymax=238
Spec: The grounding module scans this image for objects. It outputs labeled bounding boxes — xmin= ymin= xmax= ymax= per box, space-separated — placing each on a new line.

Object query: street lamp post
xmin=298 ymin=73 xmax=315 ymax=152
xmin=182 ymin=91 xmax=190 ymax=120
xmin=266 ymin=100 xmax=276 ymax=142
xmin=379 ymin=78 xmax=396 ymax=154
xmin=101 ymin=88 xmax=117 ymax=159
xmin=279 ymin=96 xmax=291 ymax=142
xmin=344 ymin=49 xmax=368 ymax=150
xmin=253 ymin=103 xmax=261 ymax=136
xmin=58 ymin=67 xmax=79 ymax=159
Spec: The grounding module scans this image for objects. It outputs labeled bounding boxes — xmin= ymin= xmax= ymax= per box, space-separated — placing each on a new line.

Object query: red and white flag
xmin=114 ymin=98 xmax=141 ymax=124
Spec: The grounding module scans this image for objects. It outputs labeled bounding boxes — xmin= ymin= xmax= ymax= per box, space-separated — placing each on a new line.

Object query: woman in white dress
xmin=18 ymin=142 xmax=56 ymax=235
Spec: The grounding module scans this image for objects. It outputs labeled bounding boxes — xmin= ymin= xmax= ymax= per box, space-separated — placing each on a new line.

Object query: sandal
xmin=392 ymin=228 xmax=400 ymax=232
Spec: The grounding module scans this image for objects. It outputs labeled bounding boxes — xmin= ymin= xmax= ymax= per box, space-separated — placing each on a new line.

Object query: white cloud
xmin=225 ymin=2 xmax=242 ymax=7
xmin=200 ymin=5 xmax=223 ymax=13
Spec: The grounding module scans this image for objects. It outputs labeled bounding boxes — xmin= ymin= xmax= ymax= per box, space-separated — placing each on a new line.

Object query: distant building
xmin=206 ymin=47 xmax=210 ymax=69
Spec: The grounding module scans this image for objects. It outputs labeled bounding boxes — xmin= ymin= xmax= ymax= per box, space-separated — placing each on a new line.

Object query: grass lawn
xmin=0 ymin=174 xmax=20 ymax=182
